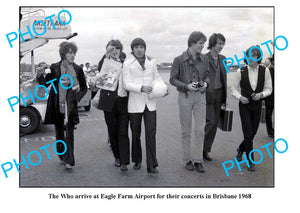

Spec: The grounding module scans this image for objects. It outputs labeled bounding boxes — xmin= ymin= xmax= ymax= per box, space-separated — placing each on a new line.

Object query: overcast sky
xmin=21 ymin=7 xmax=273 ymax=66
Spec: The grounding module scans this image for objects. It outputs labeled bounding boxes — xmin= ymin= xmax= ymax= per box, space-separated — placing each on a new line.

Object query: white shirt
xmin=117 ymin=72 xmax=127 ymax=97
xmin=232 ymin=65 xmax=272 ymax=100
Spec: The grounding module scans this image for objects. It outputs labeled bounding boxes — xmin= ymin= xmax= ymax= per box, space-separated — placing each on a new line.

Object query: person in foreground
xmin=37 ymin=41 xmax=87 ymax=170
xmin=97 ymin=40 xmax=130 ymax=171
xmin=264 ymin=55 xmax=274 ymax=138
xmin=232 ymin=45 xmax=272 ymax=172
xmin=123 ymin=38 xmax=161 ymax=174
xmin=203 ymin=33 xmax=227 ymax=161
xmin=170 ymin=31 xmax=210 ymax=173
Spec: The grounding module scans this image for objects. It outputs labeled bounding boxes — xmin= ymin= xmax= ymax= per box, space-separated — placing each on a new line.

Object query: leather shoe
xmin=64 ymin=164 xmax=73 ymax=170
xmin=203 ymin=152 xmax=212 ymax=161
xmin=133 ymin=162 xmax=141 ymax=170
xmin=147 ymin=167 xmax=159 ymax=174
xmin=247 ymin=163 xmax=255 ymax=172
xmin=120 ymin=164 xmax=128 ymax=171
xmin=236 ymin=148 xmax=243 ymax=162
xmin=194 ymin=162 xmax=205 ymax=173
xmin=185 ymin=161 xmax=194 ymax=171
xmin=115 ymin=159 xmax=121 ymax=167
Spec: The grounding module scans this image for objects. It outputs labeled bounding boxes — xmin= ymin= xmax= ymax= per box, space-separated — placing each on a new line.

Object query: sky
xmin=21 ymin=7 xmax=274 ymax=66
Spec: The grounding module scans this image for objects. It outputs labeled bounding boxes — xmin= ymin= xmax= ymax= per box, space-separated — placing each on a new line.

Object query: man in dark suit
xmin=203 ymin=33 xmax=227 ymax=161
xmin=97 ymin=40 xmax=130 ymax=171
xmin=37 ymin=41 xmax=87 ymax=170
xmin=265 ymin=55 xmax=274 ymax=138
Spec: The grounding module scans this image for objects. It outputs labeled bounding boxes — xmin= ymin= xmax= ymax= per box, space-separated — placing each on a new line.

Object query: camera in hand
xmin=194 ymin=80 xmax=205 ymax=88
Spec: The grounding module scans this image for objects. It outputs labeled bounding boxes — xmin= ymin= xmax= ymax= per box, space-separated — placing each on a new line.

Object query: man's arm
xmin=169 ymin=57 xmax=188 ymax=91
xmin=122 ymin=62 xmax=143 ymax=93
xmin=261 ymin=67 xmax=273 ymax=98
xmin=36 ymin=64 xmax=55 ymax=87
xmin=76 ymin=67 xmax=88 ymax=102
xmin=203 ymin=56 xmax=210 ymax=87
xmin=231 ymin=69 xmax=242 ymax=100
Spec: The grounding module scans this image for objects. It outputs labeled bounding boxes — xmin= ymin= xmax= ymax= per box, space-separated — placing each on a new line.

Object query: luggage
xmin=218 ymin=106 xmax=233 ymax=131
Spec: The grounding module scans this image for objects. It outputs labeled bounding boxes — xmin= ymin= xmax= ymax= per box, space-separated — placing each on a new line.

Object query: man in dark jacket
xmin=37 ymin=41 xmax=87 ymax=170
xmin=265 ymin=55 xmax=274 ymax=138
xmin=97 ymin=40 xmax=130 ymax=171
xmin=203 ymin=33 xmax=227 ymax=161
xmin=170 ymin=31 xmax=209 ymax=173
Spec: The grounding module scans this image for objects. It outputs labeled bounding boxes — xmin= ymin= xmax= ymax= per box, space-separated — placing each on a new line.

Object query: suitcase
xmin=218 ymin=106 xmax=233 ymax=131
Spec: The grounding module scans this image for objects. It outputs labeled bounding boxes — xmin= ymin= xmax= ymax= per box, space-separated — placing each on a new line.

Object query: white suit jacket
xmin=122 ymin=56 xmax=161 ymax=113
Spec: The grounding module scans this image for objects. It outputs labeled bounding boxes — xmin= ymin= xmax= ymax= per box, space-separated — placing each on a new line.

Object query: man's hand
xmin=106 ymin=45 xmax=115 ymax=58
xmin=240 ymin=96 xmax=249 ymax=104
xmin=72 ymin=85 xmax=80 ymax=92
xmin=221 ymin=103 xmax=227 ymax=110
xmin=251 ymin=93 xmax=263 ymax=101
xmin=141 ymin=85 xmax=153 ymax=94
xmin=163 ymin=90 xmax=169 ymax=97
xmin=187 ymin=82 xmax=200 ymax=92
xmin=198 ymin=82 xmax=207 ymax=92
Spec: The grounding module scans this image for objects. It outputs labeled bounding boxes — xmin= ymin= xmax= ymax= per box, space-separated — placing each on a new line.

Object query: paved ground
xmin=20 ymin=72 xmax=274 ymax=187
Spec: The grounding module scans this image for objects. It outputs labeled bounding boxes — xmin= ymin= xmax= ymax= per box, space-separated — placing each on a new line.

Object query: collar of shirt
xmin=247 ymin=65 xmax=259 ymax=72
xmin=183 ymin=50 xmax=203 ymax=64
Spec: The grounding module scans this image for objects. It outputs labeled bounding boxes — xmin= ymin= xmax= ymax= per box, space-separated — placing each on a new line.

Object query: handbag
xmin=218 ymin=105 xmax=233 ymax=131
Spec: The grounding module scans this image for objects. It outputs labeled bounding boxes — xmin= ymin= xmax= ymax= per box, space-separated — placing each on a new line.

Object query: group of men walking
xmin=36 ymin=30 xmax=273 ymax=175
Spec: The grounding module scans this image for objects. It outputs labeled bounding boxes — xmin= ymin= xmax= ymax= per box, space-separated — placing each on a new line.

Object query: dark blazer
xmin=97 ymin=55 xmax=127 ymax=112
xmin=265 ymin=66 xmax=274 ymax=106
xmin=205 ymin=52 xmax=227 ymax=104
xmin=170 ymin=50 xmax=210 ymax=93
xmin=37 ymin=61 xmax=87 ymax=125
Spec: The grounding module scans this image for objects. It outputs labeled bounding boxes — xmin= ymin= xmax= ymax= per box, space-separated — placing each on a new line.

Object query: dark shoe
xmin=203 ymin=152 xmax=212 ymax=161
xmin=64 ymin=164 xmax=73 ymax=170
xmin=133 ymin=162 xmax=141 ymax=170
xmin=236 ymin=148 xmax=243 ymax=162
xmin=115 ymin=159 xmax=121 ymax=167
xmin=194 ymin=162 xmax=205 ymax=173
xmin=185 ymin=161 xmax=194 ymax=171
xmin=120 ymin=164 xmax=128 ymax=171
xmin=147 ymin=167 xmax=159 ymax=174
xmin=247 ymin=163 xmax=255 ymax=172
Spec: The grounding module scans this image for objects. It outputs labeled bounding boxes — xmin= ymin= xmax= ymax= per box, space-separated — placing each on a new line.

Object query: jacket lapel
xmin=193 ymin=54 xmax=205 ymax=75
xmin=130 ymin=57 xmax=143 ymax=71
xmin=218 ymin=55 xmax=226 ymax=80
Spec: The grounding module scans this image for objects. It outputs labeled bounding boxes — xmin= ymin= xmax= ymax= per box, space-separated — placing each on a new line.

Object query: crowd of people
xmin=36 ymin=31 xmax=274 ymax=174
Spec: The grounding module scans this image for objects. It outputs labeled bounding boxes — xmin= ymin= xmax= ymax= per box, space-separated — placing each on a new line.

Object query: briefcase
xmin=218 ymin=107 xmax=233 ymax=131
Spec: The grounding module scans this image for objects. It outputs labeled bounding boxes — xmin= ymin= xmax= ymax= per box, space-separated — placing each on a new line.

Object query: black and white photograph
xmin=19 ymin=6 xmax=274 ymax=187
xmin=0 ymin=0 xmax=299 ymax=212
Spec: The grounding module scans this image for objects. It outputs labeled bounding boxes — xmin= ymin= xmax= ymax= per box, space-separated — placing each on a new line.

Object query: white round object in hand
xmin=148 ymin=79 xmax=168 ymax=99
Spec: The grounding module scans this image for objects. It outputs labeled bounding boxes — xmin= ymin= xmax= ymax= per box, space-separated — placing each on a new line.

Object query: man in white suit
xmin=122 ymin=38 xmax=161 ymax=174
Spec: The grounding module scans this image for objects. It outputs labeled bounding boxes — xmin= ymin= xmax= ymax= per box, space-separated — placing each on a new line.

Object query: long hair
xmin=59 ymin=41 xmax=78 ymax=60
xmin=187 ymin=31 xmax=207 ymax=47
